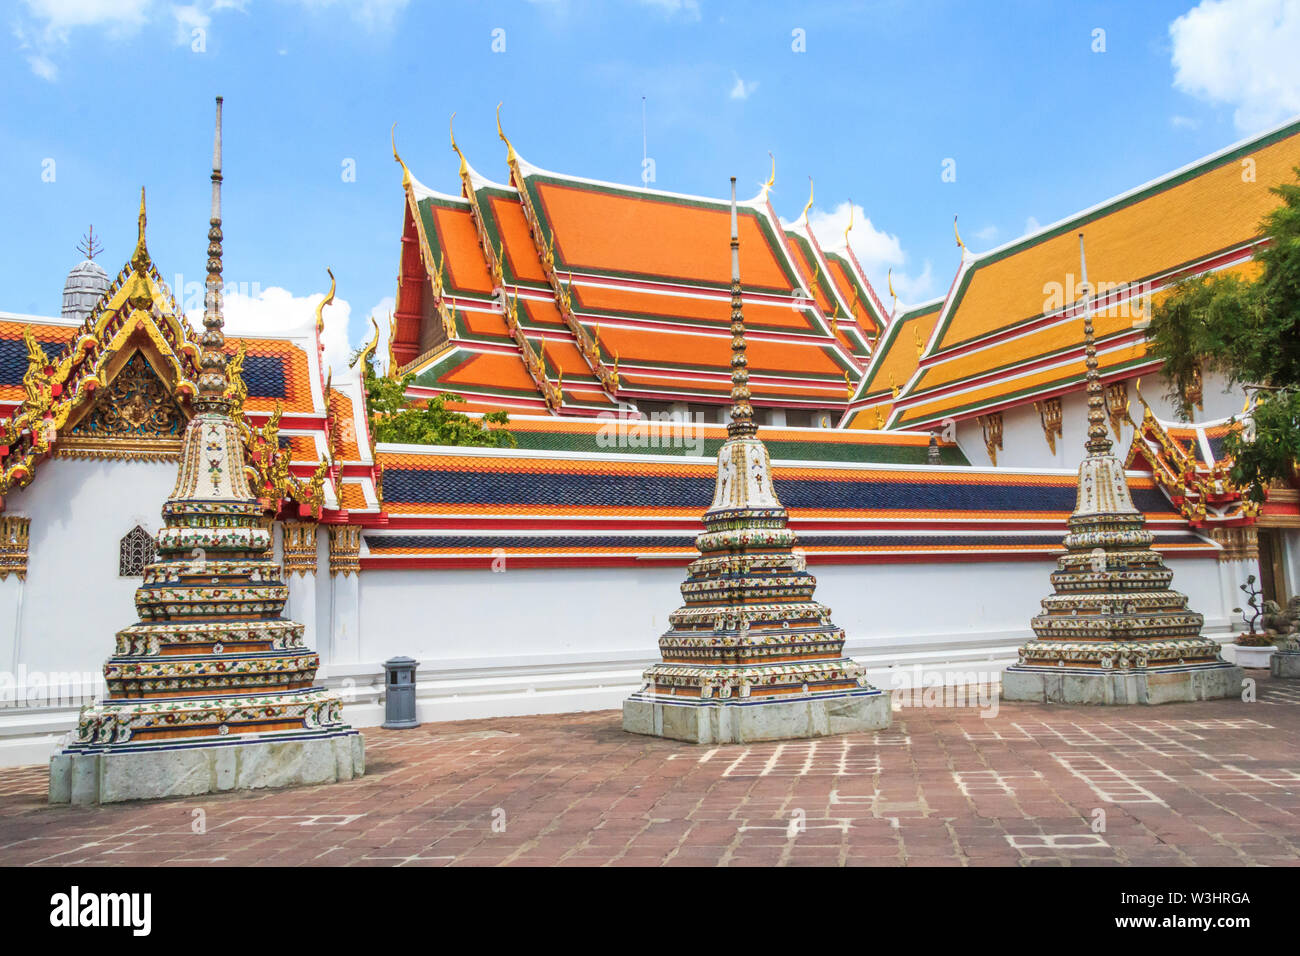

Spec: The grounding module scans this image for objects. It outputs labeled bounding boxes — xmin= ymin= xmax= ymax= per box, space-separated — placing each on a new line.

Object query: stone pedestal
xmin=1271 ymin=649 xmax=1300 ymax=679
xmin=623 ymin=689 xmax=891 ymax=745
xmin=1001 ymin=662 xmax=1244 ymax=705
xmin=50 ymin=731 xmax=364 ymax=805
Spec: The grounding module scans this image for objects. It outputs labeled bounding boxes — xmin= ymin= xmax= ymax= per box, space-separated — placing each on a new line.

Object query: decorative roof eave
xmin=843 ymin=297 xmax=945 ymax=412
xmin=492 ymin=111 xmax=621 ymax=401
xmin=824 ymin=237 xmax=891 ymax=335
xmin=781 ymin=218 xmax=871 ymax=365
xmin=1122 ymin=389 xmax=1261 ymax=527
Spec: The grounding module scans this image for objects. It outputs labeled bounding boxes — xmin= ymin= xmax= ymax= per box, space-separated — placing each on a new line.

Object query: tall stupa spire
xmin=197 ymin=95 xmax=229 ymax=408
xmin=1000 ymin=233 xmax=1243 ymax=706
xmin=622 ymin=177 xmax=889 ymax=745
xmin=727 ymin=177 xmax=756 ymax=438
xmin=49 ymin=96 xmax=363 ymax=806
xmin=1078 ymin=233 xmax=1113 ymax=456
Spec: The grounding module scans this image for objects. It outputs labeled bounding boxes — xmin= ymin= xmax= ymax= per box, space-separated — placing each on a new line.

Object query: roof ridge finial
xmin=131 ymin=187 xmax=149 ymax=275
xmin=496 ymin=101 xmax=518 ymax=167
xmin=954 ymin=214 xmax=965 ymax=250
xmin=843 ymin=200 xmax=854 ymax=249
xmin=196 ymin=95 xmax=230 ymax=408
xmin=1078 ymin=231 xmax=1112 ymax=456
xmin=760 ymin=151 xmax=775 ymax=201
xmin=728 ymin=176 xmax=756 ymax=439
xmin=315 ymin=268 xmax=336 ymax=334
xmin=391 ymin=122 xmax=412 ymax=189
xmin=449 ymin=112 xmax=469 ymax=181
xmin=800 ymin=175 xmax=814 ymax=226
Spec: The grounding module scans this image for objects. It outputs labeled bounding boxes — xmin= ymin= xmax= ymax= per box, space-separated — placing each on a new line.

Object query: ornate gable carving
xmin=59 ymin=351 xmax=189 ymax=460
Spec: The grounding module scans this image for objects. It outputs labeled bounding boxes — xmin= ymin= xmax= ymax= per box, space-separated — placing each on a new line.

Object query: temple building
xmin=0 ymin=110 xmax=1298 ymax=764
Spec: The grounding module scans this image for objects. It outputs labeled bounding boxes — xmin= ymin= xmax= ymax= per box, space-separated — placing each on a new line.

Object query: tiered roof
xmin=390 ymin=118 xmax=886 ymax=416
xmin=879 ymin=118 xmax=1300 ymax=430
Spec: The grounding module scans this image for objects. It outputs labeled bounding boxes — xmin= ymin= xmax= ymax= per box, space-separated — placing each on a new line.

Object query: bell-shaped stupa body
xmin=62 ymin=257 xmax=110 ymax=322
xmin=1001 ymin=234 xmax=1243 ymax=705
xmin=622 ymin=179 xmax=890 ymax=743
xmin=49 ymin=99 xmax=363 ymax=804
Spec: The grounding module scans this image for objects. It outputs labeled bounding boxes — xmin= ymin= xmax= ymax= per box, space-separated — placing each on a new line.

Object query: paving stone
xmin=3 ymin=677 xmax=1300 ymax=866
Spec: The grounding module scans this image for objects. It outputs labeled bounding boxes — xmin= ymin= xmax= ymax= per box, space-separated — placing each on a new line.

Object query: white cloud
xmin=1169 ymin=114 xmax=1200 ymax=129
xmin=729 ymin=71 xmax=758 ymax=100
xmin=13 ymin=0 xmax=242 ymax=79
xmin=972 ymin=224 xmax=998 ymax=243
xmin=18 ymin=0 xmax=153 ymax=38
xmin=185 ymin=285 xmax=356 ymax=379
xmin=1023 ymin=215 xmax=1042 ymax=235
xmin=284 ymin=0 xmax=409 ymax=29
xmin=26 ymin=53 xmax=57 ymax=79
xmin=171 ymin=3 xmax=211 ymax=44
xmin=1170 ymin=0 xmax=1300 ymax=133
xmin=637 ymin=0 xmax=702 ymax=19
xmin=806 ymin=201 xmax=936 ymax=304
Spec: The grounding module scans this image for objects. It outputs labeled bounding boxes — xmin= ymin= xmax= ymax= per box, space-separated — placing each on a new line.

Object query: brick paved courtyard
xmin=2 ymin=674 xmax=1299 ymax=867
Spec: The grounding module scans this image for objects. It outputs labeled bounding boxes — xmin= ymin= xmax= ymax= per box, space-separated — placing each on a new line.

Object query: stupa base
xmin=1000 ymin=662 xmax=1244 ymax=706
xmin=1272 ymin=650 xmax=1300 ymax=679
xmin=622 ymin=689 xmax=891 ymax=744
xmin=48 ymin=730 xmax=365 ymax=805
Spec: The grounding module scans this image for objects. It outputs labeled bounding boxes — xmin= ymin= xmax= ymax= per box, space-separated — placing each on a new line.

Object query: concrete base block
xmin=1000 ymin=663 xmax=1245 ymax=706
xmin=621 ymin=691 xmax=891 ymax=744
xmin=1271 ymin=650 xmax=1300 ymax=679
xmin=48 ymin=732 xmax=365 ymax=806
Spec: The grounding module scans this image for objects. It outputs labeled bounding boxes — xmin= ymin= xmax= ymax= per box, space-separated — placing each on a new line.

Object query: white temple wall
xmin=5 ymin=458 xmax=175 ymax=681
xmin=0 ymin=450 xmax=1248 ymax=766
xmin=955 ymin=370 xmax=1242 ymax=470
xmin=322 ymin=554 xmax=1234 ymax=730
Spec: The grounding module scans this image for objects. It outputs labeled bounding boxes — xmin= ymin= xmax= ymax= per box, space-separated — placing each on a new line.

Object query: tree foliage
xmin=1146 ymin=167 xmax=1300 ymax=501
xmin=364 ymin=369 xmax=515 ymax=449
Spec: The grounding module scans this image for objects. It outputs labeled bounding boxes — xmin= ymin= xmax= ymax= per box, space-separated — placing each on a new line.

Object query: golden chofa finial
xmin=800 ymin=176 xmax=814 ymax=225
xmin=352 ymin=315 xmax=381 ymax=372
xmin=760 ymin=151 xmax=775 ymax=200
xmin=315 ymin=268 xmax=335 ymax=334
xmin=496 ymin=101 xmax=518 ymax=166
xmin=391 ymin=122 xmax=412 ymax=189
xmin=844 ymin=201 xmax=854 ymax=249
xmin=131 ymin=186 xmax=149 ymax=275
xmin=887 ymin=267 xmax=896 ymax=303
xmin=954 ymin=215 xmax=965 ymax=250
xmin=449 ymin=111 xmax=469 ymax=179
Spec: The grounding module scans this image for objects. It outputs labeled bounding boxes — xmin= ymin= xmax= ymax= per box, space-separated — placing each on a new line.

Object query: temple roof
xmin=391 ymin=130 xmax=886 ymax=415
xmin=886 ymin=117 xmax=1300 ymax=429
xmin=845 ymin=298 xmax=943 ymax=429
xmin=1120 ymin=400 xmax=1299 ymax=527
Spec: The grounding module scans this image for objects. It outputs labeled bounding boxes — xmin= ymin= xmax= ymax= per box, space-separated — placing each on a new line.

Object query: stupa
xmin=1001 ymin=235 xmax=1244 ymax=705
xmin=622 ymin=178 xmax=890 ymax=744
xmin=49 ymin=98 xmax=364 ymax=804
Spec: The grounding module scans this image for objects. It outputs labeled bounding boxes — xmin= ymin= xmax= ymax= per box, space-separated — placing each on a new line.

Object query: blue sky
xmin=2 ymin=0 xmax=1296 ymax=371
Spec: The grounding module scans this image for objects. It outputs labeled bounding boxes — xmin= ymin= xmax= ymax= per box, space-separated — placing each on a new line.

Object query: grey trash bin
xmin=382 ymin=656 xmax=419 ymax=729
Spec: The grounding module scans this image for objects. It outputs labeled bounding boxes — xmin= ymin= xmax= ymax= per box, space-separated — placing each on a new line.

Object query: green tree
xmin=1146 ymin=167 xmax=1300 ymax=502
xmin=364 ymin=369 xmax=515 ymax=448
